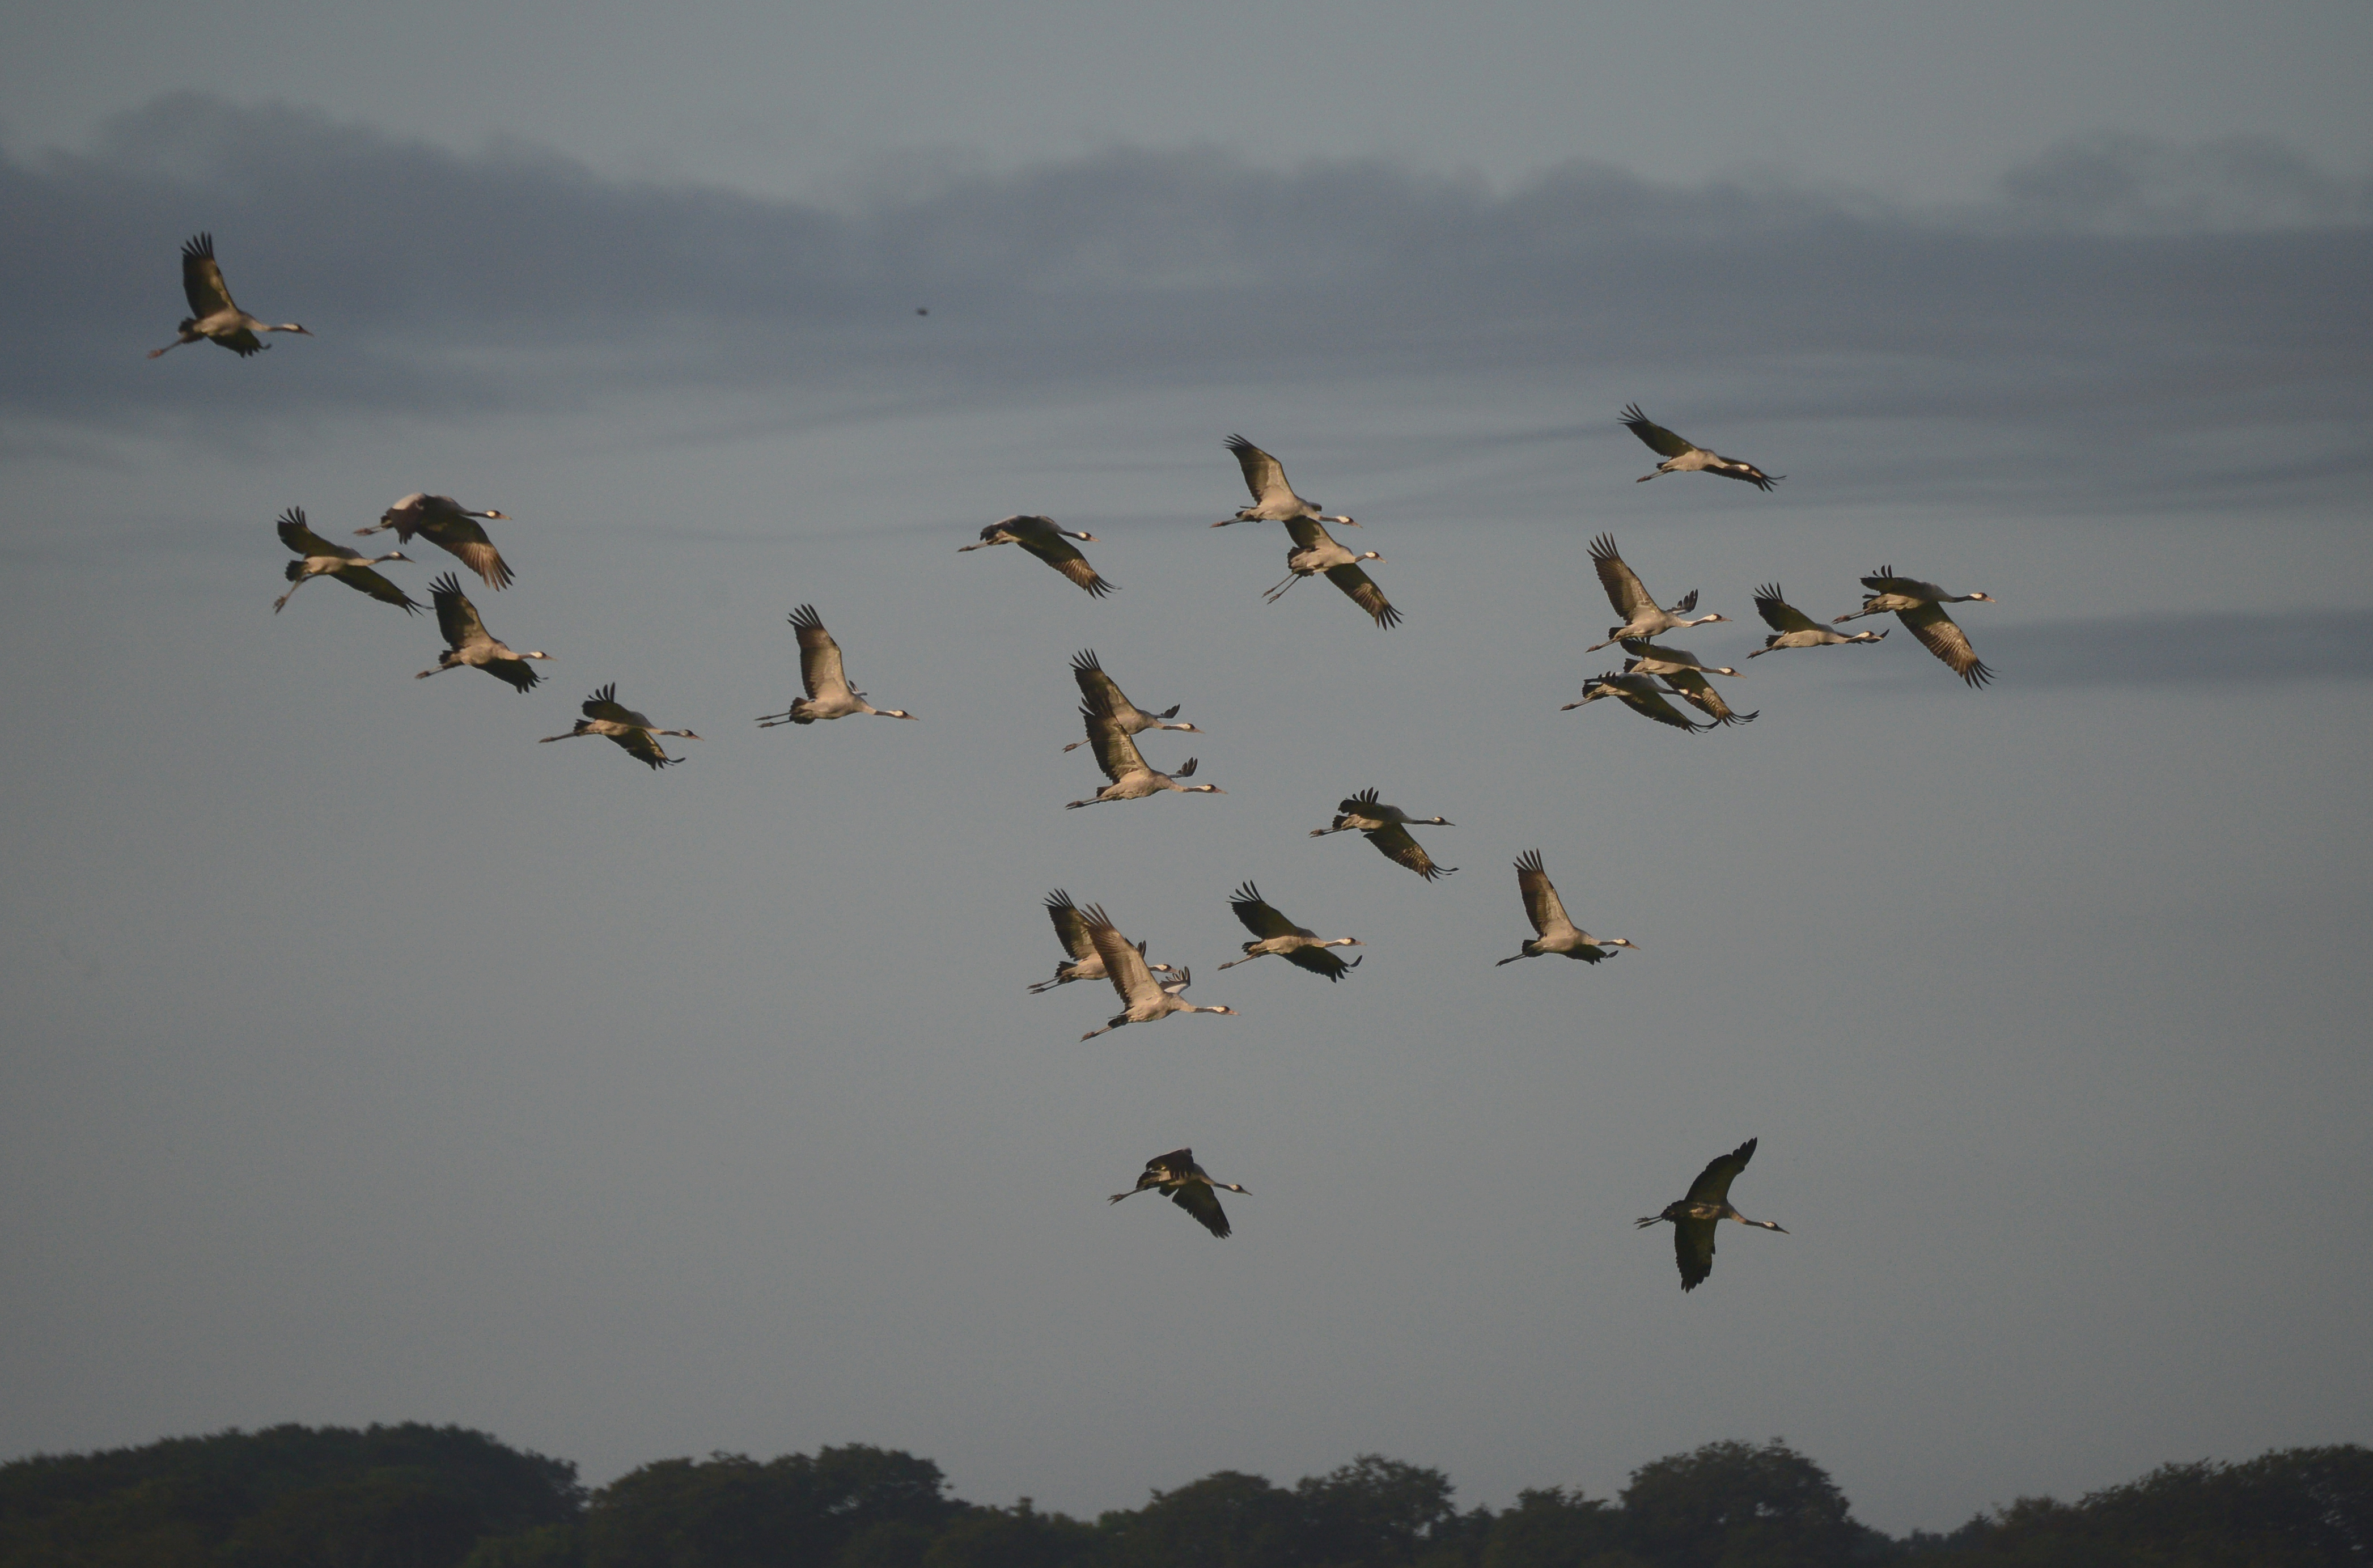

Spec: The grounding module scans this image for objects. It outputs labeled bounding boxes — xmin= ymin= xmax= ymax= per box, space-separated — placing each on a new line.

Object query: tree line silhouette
xmin=1 ymin=1423 xmax=2363 ymax=1567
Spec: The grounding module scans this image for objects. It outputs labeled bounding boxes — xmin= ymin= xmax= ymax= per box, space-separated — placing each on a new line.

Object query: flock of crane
xmin=172 ymin=229 xmax=2002 ymax=1291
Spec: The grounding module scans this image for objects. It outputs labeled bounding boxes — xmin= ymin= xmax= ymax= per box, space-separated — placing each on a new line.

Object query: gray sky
xmin=2 ymin=1 xmax=2370 ymax=1540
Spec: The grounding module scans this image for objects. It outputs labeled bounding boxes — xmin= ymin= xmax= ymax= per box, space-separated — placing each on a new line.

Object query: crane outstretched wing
xmin=1673 ymin=1217 xmax=1718 ymax=1291
xmin=1898 ymin=602 xmax=1993 ymax=687
xmin=1685 ymin=1139 xmax=1758 ymax=1205
xmin=1070 ymin=649 xmax=1132 ymax=717
xmin=1226 ymin=435 xmax=1291 ymax=507
xmin=789 ymin=605 xmax=853 ymax=701
xmin=1512 ymin=850 xmax=1575 ymax=942
xmin=1588 ymin=675 xmax=1711 ymax=732
xmin=1659 ymin=669 xmax=1757 ymax=726
xmin=428 ymin=572 xmax=488 ymax=651
xmin=342 ymin=566 xmax=421 ymax=614
xmin=1325 ymin=563 xmax=1399 ymax=628
xmin=1753 ymin=584 xmax=1820 ymax=634
xmin=998 ymin=516 xmax=1113 ymax=596
xmin=1083 ymin=905 xmax=1163 ymax=1010
xmin=1860 ymin=566 xmax=1946 ymax=599
xmin=1044 ymin=891 xmax=1096 ymax=960
xmin=1227 ymin=883 xmax=1306 ymax=941
xmin=608 ymin=727 xmax=678 ymax=770
xmin=1082 ymin=707 xmax=1150 ymax=783
xmin=180 ymin=233 xmax=236 ymax=319
xmin=1588 ymin=534 xmax=1655 ymax=620
xmin=276 ymin=507 xmax=348 ymax=560
xmin=1168 ymin=1181 xmax=1232 ymax=1239
xmin=427 ymin=518 xmax=511 ymax=591
xmin=1619 ymin=404 xmax=1696 ymax=460
xmin=580 ymin=684 xmax=642 ymax=726
xmin=1282 ymin=515 xmax=1342 ymax=553
xmin=1365 ymin=823 xmax=1453 ymax=881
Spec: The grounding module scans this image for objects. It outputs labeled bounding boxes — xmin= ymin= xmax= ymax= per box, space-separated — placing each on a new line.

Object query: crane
xmin=958 ymin=515 xmax=1115 ymax=596
xmin=1215 ymin=435 xmax=1356 ymax=528
xmin=756 ymin=605 xmax=918 ymax=724
xmin=147 ymin=234 xmax=311 ymax=358
xmin=1834 ymin=567 xmax=1996 ymax=687
xmin=1650 ymin=666 xmax=1758 ymax=727
xmin=1561 ymin=671 xmax=1717 ymax=732
xmin=1747 ymin=583 xmax=1887 ymax=656
xmin=1062 ymin=649 xmax=1198 ymax=752
xmin=1618 ymin=404 xmax=1781 ymax=490
xmin=1637 ymin=1137 xmax=1788 ymax=1292
xmin=356 ymin=494 xmax=516 ymax=590
xmin=1264 ymin=516 xmax=1400 ymax=628
xmin=415 ymin=573 xmax=551 ymax=691
xmin=1496 ymin=851 xmax=1637 ymax=965
xmin=1066 ymin=708 xmax=1223 ymax=808
xmin=1075 ymin=905 xmax=1237 ymax=1040
xmin=1619 ymin=639 xmax=1756 ymax=727
xmin=1216 ymin=882 xmax=1362 ymax=980
xmin=1311 ymin=788 xmax=1456 ymax=881
xmin=1109 ymin=1148 xmax=1249 ymax=1238
xmin=271 ymin=507 xmax=419 ymax=614
xmin=1028 ymin=890 xmax=1175 ymax=993
xmin=539 ymin=684 xmax=701 ymax=769
xmin=1586 ymin=534 xmax=1729 ymax=650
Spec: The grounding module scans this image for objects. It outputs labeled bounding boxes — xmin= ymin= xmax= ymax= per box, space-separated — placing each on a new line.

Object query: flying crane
xmin=1495 ymin=852 xmax=1637 ymax=966
xmin=1312 ymin=788 xmax=1456 ymax=880
xmin=959 ymin=515 xmax=1116 ymax=596
xmin=539 ymin=684 xmax=701 ymax=769
xmin=1109 ymin=1148 xmax=1249 ymax=1238
xmin=1586 ymin=534 xmax=1730 ymax=651
xmin=1834 ymin=567 xmax=1996 ymax=687
xmin=1618 ymin=404 xmax=1781 ymax=490
xmin=1216 ymin=882 xmax=1363 ymax=980
xmin=1637 ymin=1137 xmax=1789 ymax=1292
xmin=270 ymin=507 xmax=419 ymax=615
xmin=357 ymin=494 xmax=517 ymax=590
xmin=1215 ymin=435 xmax=1357 ymax=527
xmin=756 ymin=605 xmax=918 ymax=724
xmin=148 ymin=234 xmax=311 ymax=358
xmin=1075 ymin=905 xmax=1238 ymax=1040
xmin=416 ymin=573 xmax=551 ymax=692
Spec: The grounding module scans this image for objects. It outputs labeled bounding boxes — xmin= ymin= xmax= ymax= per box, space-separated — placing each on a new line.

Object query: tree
xmin=1098 ymin=1469 xmax=1297 ymax=1568
xmin=1480 ymin=1488 xmax=1642 ymax=1568
xmin=0 ymin=1423 xmax=580 ymax=1568
xmin=1617 ymin=1439 xmax=1859 ymax=1568
xmin=918 ymin=1501 xmax=1100 ymax=1568
xmin=1292 ymin=1456 xmax=1460 ymax=1568
xmin=584 ymin=1445 xmax=963 ymax=1568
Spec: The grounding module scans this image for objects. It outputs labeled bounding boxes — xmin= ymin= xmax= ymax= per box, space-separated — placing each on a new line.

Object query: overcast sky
xmin=2 ymin=1 xmax=2370 ymax=1541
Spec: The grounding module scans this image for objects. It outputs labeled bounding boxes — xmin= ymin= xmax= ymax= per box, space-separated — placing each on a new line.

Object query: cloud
xmin=3 ymin=96 xmax=2368 ymax=437
xmin=1996 ymin=133 xmax=2373 ymax=234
